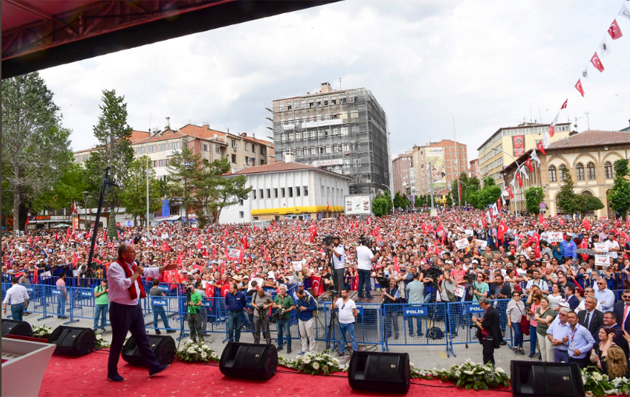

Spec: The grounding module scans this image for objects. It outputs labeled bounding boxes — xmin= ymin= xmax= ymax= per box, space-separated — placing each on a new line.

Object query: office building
xmin=392 ymin=152 xmax=413 ymax=194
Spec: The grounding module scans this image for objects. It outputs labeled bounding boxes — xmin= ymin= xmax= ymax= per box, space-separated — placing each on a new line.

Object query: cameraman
xmin=329 ymin=237 xmax=346 ymax=293
xmin=356 ymin=238 xmax=379 ymax=299
xmin=187 ymin=281 xmax=204 ymax=344
xmin=251 ymin=286 xmax=273 ymax=345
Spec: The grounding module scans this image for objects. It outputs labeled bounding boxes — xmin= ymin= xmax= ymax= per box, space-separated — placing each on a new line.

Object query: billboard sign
xmin=426 ymin=147 xmax=446 ymax=190
xmin=344 ymin=195 xmax=371 ymax=215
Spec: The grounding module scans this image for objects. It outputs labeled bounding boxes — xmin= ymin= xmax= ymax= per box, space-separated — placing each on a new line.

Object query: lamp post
xmin=146 ymin=129 xmax=161 ymax=228
xmin=82 ymin=190 xmax=90 ymax=229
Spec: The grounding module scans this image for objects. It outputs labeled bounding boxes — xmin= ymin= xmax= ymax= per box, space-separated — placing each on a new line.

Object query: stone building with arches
xmin=501 ymin=130 xmax=630 ymax=218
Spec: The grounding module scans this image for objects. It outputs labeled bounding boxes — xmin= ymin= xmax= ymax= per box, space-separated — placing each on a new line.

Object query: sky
xmin=39 ymin=0 xmax=630 ymax=162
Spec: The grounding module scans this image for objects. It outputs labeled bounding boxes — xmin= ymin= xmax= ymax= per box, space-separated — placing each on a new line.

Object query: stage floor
xmin=37 ymin=349 xmax=512 ymax=397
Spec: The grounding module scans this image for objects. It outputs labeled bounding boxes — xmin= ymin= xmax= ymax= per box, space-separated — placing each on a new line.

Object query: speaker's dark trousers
xmin=482 ymin=336 xmax=495 ymax=365
xmin=333 ymin=268 xmax=345 ymax=292
xmin=108 ymin=302 xmax=161 ymax=376
xmin=254 ymin=315 xmax=271 ymax=344
xmin=357 ymin=269 xmax=372 ymax=298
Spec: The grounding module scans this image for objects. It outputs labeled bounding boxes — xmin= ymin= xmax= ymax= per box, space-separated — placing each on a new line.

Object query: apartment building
xmin=392 ymin=152 xmax=413 ymax=195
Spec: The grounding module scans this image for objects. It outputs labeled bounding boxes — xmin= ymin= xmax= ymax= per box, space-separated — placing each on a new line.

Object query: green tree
xmin=120 ymin=157 xmax=162 ymax=226
xmin=2 ymin=72 xmax=72 ymax=231
xmin=372 ymin=191 xmax=393 ymax=216
xmin=556 ymin=168 xmax=580 ymax=216
xmin=608 ymin=159 xmax=630 ymax=220
xmin=85 ymin=89 xmax=134 ymax=237
xmin=575 ymin=195 xmax=604 ymax=218
xmin=445 ymin=193 xmax=453 ymax=207
xmin=167 ymin=146 xmax=202 ymax=225
xmin=214 ymin=158 xmax=252 ymax=223
xmin=524 ymin=187 xmax=545 ymax=215
xmin=400 ymin=194 xmax=410 ymax=209
xmin=414 ymin=196 xmax=422 ymax=207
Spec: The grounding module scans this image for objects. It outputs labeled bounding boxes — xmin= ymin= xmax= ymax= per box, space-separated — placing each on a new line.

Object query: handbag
xmin=517 ymin=304 xmax=530 ymax=335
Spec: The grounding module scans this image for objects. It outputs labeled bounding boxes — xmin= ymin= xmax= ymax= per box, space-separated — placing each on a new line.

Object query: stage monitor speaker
xmin=1 ymin=320 xmax=33 ymax=337
xmin=348 ymin=351 xmax=410 ymax=394
xmin=122 ymin=334 xmax=176 ymax=366
xmin=511 ymin=360 xmax=584 ymax=396
xmin=219 ymin=342 xmax=278 ymax=380
xmin=48 ymin=326 xmax=96 ymax=357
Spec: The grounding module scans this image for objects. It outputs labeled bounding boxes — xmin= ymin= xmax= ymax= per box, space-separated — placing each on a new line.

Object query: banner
xmin=426 ymin=147 xmax=446 ymax=190
xmin=228 ymin=248 xmax=241 ymax=259
xmin=513 ymin=135 xmax=525 ymax=157
xmin=595 ymin=255 xmax=610 ymax=267
xmin=344 ymin=195 xmax=371 ymax=215
xmin=547 ymin=232 xmax=564 ymax=243
xmin=594 ymin=243 xmax=609 ymax=253
xmin=475 ymin=239 xmax=488 ymax=249
xmin=455 ymin=238 xmax=469 ymax=250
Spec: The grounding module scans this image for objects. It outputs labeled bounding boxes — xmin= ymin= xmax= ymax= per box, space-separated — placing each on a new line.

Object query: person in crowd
xmin=547 ymin=307 xmax=571 ymax=363
xmin=525 ymin=270 xmax=549 ymax=296
xmin=564 ymin=284 xmax=580 ymax=311
xmin=2 ymin=277 xmax=29 ymax=322
xmin=578 ymin=296 xmax=604 ymax=339
xmin=491 ymin=274 xmax=511 ymax=299
xmin=592 ymin=328 xmax=630 ymax=379
xmin=331 ymin=288 xmax=358 ymax=357
xmin=56 ymin=272 xmax=68 ymax=319
xmin=472 ymin=272 xmax=489 ymax=302
xmin=93 ymin=279 xmax=109 ymax=332
xmin=527 ymin=292 xmax=542 ymax=358
xmin=295 ymin=288 xmax=317 ymax=354
xmin=595 ymin=277 xmax=615 ymax=313
xmin=187 ymin=281 xmax=204 ymax=344
xmin=506 ymin=291 xmax=526 ymax=355
xmin=614 ymin=289 xmax=630 ymax=333
xmin=406 ymin=271 xmax=431 ymax=337
xmin=534 ymin=296 xmax=555 ymax=362
xmin=548 ymin=283 xmax=564 ymax=313
xmin=576 ymin=287 xmax=603 ymax=312
xmin=383 ymin=277 xmax=400 ymax=339
xmin=273 ymin=284 xmax=295 ymax=353
xmin=225 ymin=282 xmax=247 ymax=343
xmin=356 ymin=237 xmax=378 ymax=299
xmin=107 ymin=243 xmax=176 ymax=382
xmin=149 ymin=279 xmax=175 ymax=334
xmin=330 ymin=237 xmax=346 ymax=293
xmin=472 ymin=297 xmax=501 ymax=365
xmin=251 ymin=284 xmax=273 ymax=345
xmin=601 ymin=311 xmax=629 ymax=358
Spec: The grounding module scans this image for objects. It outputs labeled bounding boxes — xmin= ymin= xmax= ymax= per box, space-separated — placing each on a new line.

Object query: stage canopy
xmin=2 ymin=0 xmax=339 ymax=78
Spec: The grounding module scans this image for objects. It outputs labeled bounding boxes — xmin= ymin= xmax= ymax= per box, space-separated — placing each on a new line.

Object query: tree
xmin=2 ymin=73 xmax=73 ymax=231
xmin=575 ymin=195 xmax=604 ymax=218
xmin=445 ymin=193 xmax=453 ymax=207
xmin=167 ymin=146 xmax=202 ymax=225
xmin=85 ymin=89 xmax=134 ymax=237
xmin=372 ymin=191 xmax=393 ymax=216
xmin=393 ymin=192 xmax=409 ymax=209
xmin=213 ymin=158 xmax=252 ymax=223
xmin=556 ymin=168 xmax=580 ymax=217
xmin=400 ymin=194 xmax=410 ymax=209
xmin=524 ymin=187 xmax=545 ymax=215
xmin=608 ymin=159 xmax=630 ymax=219
xmin=120 ymin=157 xmax=162 ymax=226
xmin=414 ymin=196 xmax=422 ymax=208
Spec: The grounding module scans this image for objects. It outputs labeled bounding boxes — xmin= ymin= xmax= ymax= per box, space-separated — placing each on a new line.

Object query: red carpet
xmin=38 ymin=350 xmax=512 ymax=397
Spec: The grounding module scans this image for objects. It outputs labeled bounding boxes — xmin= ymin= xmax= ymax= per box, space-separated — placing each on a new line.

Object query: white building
xmin=219 ymin=156 xmax=352 ymax=224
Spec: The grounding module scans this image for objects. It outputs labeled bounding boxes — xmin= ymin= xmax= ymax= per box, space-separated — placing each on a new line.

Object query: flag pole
xmin=453 ymin=117 xmax=461 ymax=218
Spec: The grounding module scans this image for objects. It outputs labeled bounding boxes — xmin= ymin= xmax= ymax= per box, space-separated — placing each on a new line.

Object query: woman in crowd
xmin=506 ymin=290 xmax=526 ymax=354
xmin=548 ymin=283 xmax=564 ymax=313
xmin=526 ymin=291 xmax=542 ymax=358
xmin=533 ymin=296 xmax=555 ymax=362
xmin=591 ymin=328 xmax=629 ymax=379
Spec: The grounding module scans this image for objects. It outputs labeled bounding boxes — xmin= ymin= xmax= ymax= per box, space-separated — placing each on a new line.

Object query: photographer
xmin=295 ymin=288 xmax=317 ymax=354
xmin=273 ymin=284 xmax=295 ymax=353
xmin=329 ymin=237 xmax=346 ymax=293
xmin=93 ymin=279 xmax=109 ymax=332
xmin=382 ymin=278 xmax=401 ymax=339
xmin=472 ymin=297 xmax=501 ymax=365
xmin=226 ymin=283 xmax=247 ymax=343
xmin=186 ymin=281 xmax=204 ymax=344
xmin=251 ymin=286 xmax=273 ymax=345
xmin=149 ymin=279 xmax=175 ymax=334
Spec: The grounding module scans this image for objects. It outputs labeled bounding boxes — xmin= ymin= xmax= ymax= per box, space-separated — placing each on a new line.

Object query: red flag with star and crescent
xmin=536 ymin=140 xmax=546 ymax=155
xmin=590 ymin=52 xmax=605 ymax=73
xmin=505 ymin=186 xmax=514 ymax=200
xmin=608 ymin=19 xmax=623 ymax=40
xmin=539 ymin=212 xmax=547 ymax=228
xmin=561 ymin=99 xmax=568 ymax=109
xmin=575 ymin=79 xmax=585 ymax=97
xmin=526 ymin=158 xmax=534 ymax=172
xmin=311 ymin=275 xmax=323 ymax=297
xmin=497 ymin=220 xmax=508 ymax=242
xmin=582 ymin=217 xmax=592 ymax=231
xmin=515 ymin=172 xmax=523 ymax=188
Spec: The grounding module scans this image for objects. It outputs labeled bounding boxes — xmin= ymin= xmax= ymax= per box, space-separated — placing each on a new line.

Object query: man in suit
xmin=577 ymin=296 xmax=604 ymax=339
xmin=473 ymin=297 xmax=501 ymax=365
xmin=601 ymin=311 xmax=630 ymax=358
xmin=613 ymin=289 xmax=630 ymax=333
xmin=564 ymin=285 xmax=580 ymax=311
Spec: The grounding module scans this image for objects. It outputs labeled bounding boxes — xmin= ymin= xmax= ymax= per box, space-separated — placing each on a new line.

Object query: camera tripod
xmin=325 ymin=298 xmax=351 ymax=355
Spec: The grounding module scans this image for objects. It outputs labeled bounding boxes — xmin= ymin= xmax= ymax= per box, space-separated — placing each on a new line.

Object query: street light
xmin=82 ymin=190 xmax=90 ymax=229
xmin=146 ymin=129 xmax=161 ymax=228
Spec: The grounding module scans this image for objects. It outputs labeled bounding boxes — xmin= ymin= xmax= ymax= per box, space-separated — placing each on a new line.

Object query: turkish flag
xmin=205 ymin=284 xmax=215 ymax=298
xmin=196 ymin=237 xmax=202 ymax=250
xmin=539 ymin=212 xmax=547 ymax=228
xmin=548 ymin=124 xmax=555 ymax=138
xmin=561 ymin=99 xmax=568 ymax=109
xmin=506 ymin=186 xmax=514 ymax=200
xmin=311 ymin=275 xmax=323 ymax=297
xmin=582 ymin=217 xmax=592 ymax=231
xmin=367 ymin=217 xmax=372 ymax=225
xmin=526 ymin=158 xmax=534 ymax=172
xmin=557 ymin=216 xmax=565 ymax=226
xmin=575 ymin=79 xmax=585 ymax=97
xmin=579 ymin=239 xmax=589 ymax=262
xmin=609 ymin=19 xmax=623 ymax=40
xmin=497 ymin=197 xmax=502 ymax=212
xmin=162 ymin=241 xmax=170 ymax=252
xmin=394 ymin=256 xmax=400 ymax=272
xmin=515 ymin=172 xmax=523 ymax=188
xmin=497 ymin=220 xmax=508 ymax=241
xmin=220 ymin=283 xmax=231 ymax=297
xmin=590 ymin=52 xmax=605 ymax=72
xmin=241 ymin=235 xmax=248 ymax=250
xmin=482 ymin=215 xmax=487 ymax=229
xmin=536 ymin=140 xmax=546 ymax=155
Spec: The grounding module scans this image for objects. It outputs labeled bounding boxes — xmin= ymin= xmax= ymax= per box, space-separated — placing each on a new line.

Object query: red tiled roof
xmin=547 ymin=130 xmax=630 ymax=150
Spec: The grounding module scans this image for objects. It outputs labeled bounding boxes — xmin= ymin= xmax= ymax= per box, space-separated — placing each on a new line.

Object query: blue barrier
xmin=382 ymin=302 xmax=449 ymax=355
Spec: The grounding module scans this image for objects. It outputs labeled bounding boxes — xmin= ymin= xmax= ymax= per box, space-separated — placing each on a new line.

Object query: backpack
xmin=427 ymin=327 xmax=444 ymax=339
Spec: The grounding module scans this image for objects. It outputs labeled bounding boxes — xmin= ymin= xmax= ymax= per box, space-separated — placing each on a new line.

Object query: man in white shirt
xmin=331 ymin=289 xmax=358 ymax=356
xmin=107 ymin=244 xmax=177 ymax=382
xmin=605 ymin=235 xmax=620 ymax=260
xmin=594 ymin=278 xmax=615 ymax=312
xmin=356 ymin=238 xmax=378 ymax=299
xmin=329 ymin=237 xmax=346 ymax=292
xmin=2 ymin=277 xmax=29 ymax=321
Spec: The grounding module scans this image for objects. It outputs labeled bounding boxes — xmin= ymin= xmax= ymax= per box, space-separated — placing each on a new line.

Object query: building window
xmin=215 ymin=146 xmax=221 ymax=154
xmin=231 ymin=140 xmax=237 ymax=150
xmin=244 ymin=142 xmax=249 ymax=151
xmin=559 ymin=165 xmax=567 ymax=181
xmin=239 ymin=211 xmax=244 ymax=219
xmin=296 ymin=187 xmax=301 ymax=197
xmin=587 ymin=162 xmax=596 ymax=180
xmin=576 ymin=163 xmax=585 ymax=180
xmin=159 ymin=143 xmax=168 ymax=151
xmin=259 ymin=189 xmax=264 ymax=199
xmin=171 ymin=142 xmax=180 ymax=150
xmin=281 ymin=188 xmax=286 ymax=198
xmin=260 ymin=146 xmax=265 ymax=155
xmin=549 ymin=165 xmax=557 ymax=182
xmin=605 ymin=161 xmax=613 ymax=179
xmin=353 ymin=159 xmax=361 ymax=167
xmin=239 ymin=199 xmax=243 ymax=206
xmin=203 ymin=144 xmax=209 ymax=152
xmin=252 ymin=190 xmax=256 ymax=199
xmin=158 ymin=159 xmax=165 ymax=167
xmin=266 ymin=188 xmax=271 ymax=198
xmin=231 ymin=154 xmax=236 ymax=163
xmin=288 ymin=187 xmax=293 ymax=197
xmin=304 ymin=186 xmax=309 ymax=196
xmin=274 ymin=188 xmax=278 ymax=198
xmin=325 ymin=146 xmax=332 ymax=154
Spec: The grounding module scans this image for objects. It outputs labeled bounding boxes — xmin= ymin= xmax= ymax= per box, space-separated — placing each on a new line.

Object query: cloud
xmin=39 ymin=0 xmax=630 ymax=163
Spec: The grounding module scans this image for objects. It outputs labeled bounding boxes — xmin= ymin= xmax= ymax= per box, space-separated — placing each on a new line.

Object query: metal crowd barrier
xmin=382 ymin=302 xmax=449 ymax=355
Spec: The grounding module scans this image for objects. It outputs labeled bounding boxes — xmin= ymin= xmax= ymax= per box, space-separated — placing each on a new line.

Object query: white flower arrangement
xmin=278 ymin=350 xmax=345 ymax=375
xmin=32 ymin=325 xmax=53 ymax=339
xmin=410 ymin=360 xmax=509 ymax=391
xmin=176 ymin=342 xmax=220 ymax=363
xmin=95 ymin=334 xmax=110 ymax=349
xmin=581 ymin=367 xmax=630 ymax=396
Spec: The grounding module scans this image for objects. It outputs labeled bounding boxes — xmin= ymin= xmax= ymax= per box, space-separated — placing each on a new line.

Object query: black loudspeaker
xmin=49 ymin=326 xmax=96 ymax=357
xmin=219 ymin=342 xmax=278 ymax=380
xmin=122 ymin=335 xmax=176 ymax=366
xmin=511 ymin=360 xmax=584 ymax=396
xmin=348 ymin=351 xmax=410 ymax=394
xmin=1 ymin=320 xmax=33 ymax=337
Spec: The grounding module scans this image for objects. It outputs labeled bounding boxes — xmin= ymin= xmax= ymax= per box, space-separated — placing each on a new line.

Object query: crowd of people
xmin=3 ymin=209 xmax=630 ymax=374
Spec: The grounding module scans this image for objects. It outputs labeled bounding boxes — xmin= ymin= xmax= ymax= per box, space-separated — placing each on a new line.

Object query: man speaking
xmin=107 ymin=243 xmax=177 ymax=382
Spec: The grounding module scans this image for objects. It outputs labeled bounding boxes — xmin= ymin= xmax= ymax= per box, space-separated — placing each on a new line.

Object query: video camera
xmin=322 ymin=235 xmax=337 ymax=247
xmin=271 ymin=308 xmax=286 ymax=324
